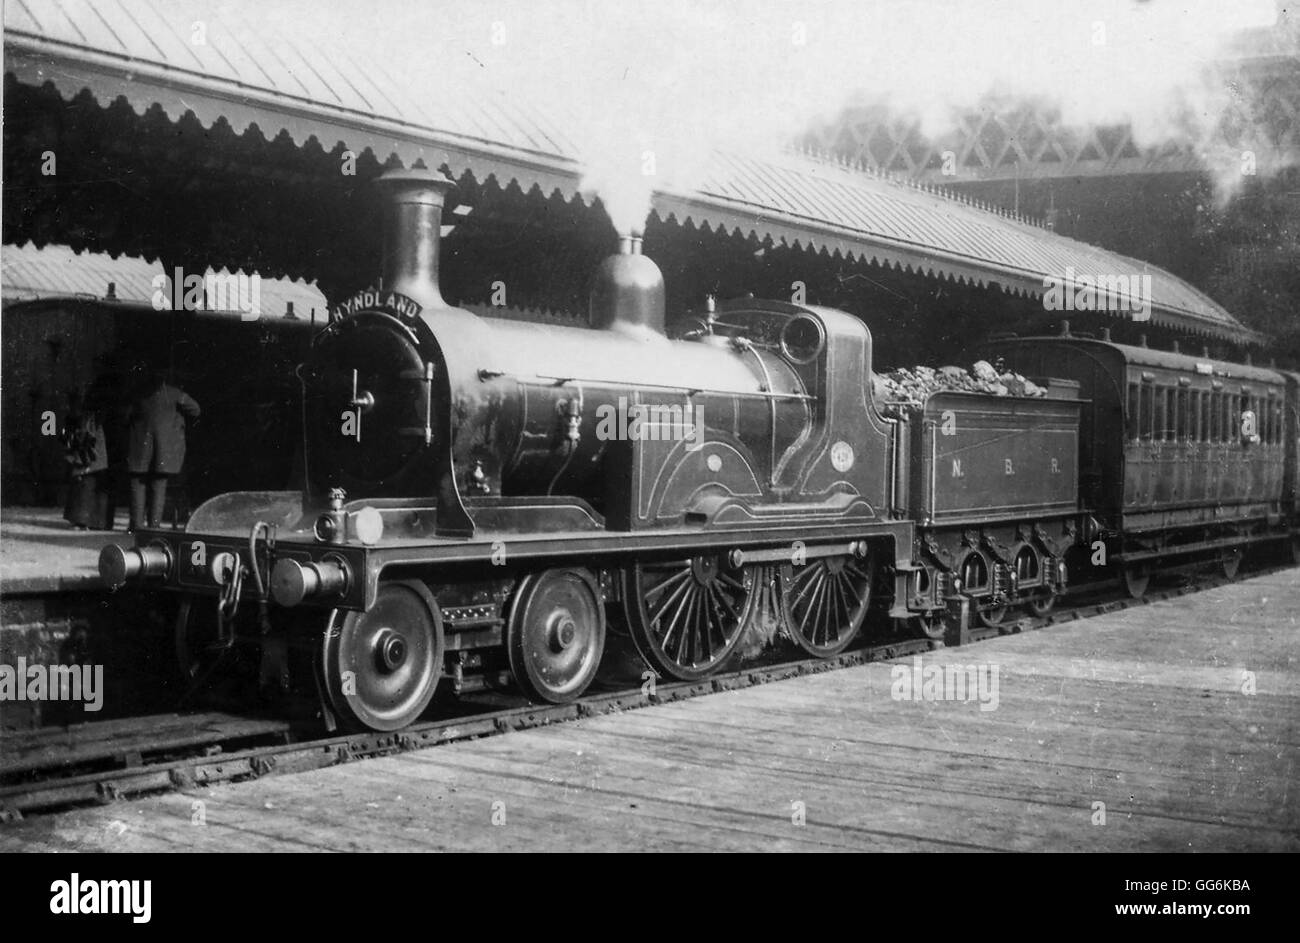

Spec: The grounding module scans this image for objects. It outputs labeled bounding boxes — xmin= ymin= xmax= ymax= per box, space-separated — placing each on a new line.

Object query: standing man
xmin=127 ymin=367 xmax=200 ymax=531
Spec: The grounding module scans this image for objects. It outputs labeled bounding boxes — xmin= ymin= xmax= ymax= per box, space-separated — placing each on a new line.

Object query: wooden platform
xmin=0 ymin=507 xmax=132 ymax=594
xmin=2 ymin=569 xmax=1297 ymax=851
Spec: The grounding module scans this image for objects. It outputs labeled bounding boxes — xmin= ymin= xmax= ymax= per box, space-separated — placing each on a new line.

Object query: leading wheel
xmin=623 ymin=555 xmax=756 ymax=681
xmin=321 ymin=580 xmax=443 ymax=731
xmin=507 ymin=568 xmax=605 ymax=703
xmin=779 ymin=553 xmax=874 ymax=658
xmin=974 ymin=600 xmax=1008 ymax=628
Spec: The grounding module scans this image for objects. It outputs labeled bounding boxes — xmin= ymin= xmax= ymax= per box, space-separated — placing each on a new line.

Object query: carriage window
xmin=1127 ymin=383 xmax=1140 ymax=440
xmin=1189 ymin=391 xmax=1200 ymax=441
xmin=1176 ymin=389 xmax=1189 ymax=440
xmin=1154 ymin=387 xmax=1167 ymax=441
xmin=1199 ymin=392 xmax=1210 ymax=442
xmin=1140 ymin=384 xmax=1154 ymax=441
xmin=1210 ymin=392 xmax=1221 ymax=441
xmin=1229 ymin=395 xmax=1238 ymax=440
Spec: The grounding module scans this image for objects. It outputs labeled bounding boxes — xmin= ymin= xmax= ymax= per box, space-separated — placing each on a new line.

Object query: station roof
xmin=2 ymin=0 xmax=1262 ymax=344
xmin=1 ymin=241 xmax=328 ymax=321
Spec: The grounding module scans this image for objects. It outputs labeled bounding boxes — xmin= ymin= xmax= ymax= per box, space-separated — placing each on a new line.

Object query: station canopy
xmin=1 ymin=240 xmax=328 ymax=319
xmin=3 ymin=0 xmax=1261 ymax=344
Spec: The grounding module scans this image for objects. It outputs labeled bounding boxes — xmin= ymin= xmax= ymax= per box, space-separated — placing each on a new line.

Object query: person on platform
xmin=126 ymin=368 xmax=200 ymax=532
xmin=61 ymin=390 xmax=110 ymax=530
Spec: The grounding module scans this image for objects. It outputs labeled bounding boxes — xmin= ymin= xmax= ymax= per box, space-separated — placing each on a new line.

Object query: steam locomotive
xmin=100 ymin=168 xmax=1300 ymax=732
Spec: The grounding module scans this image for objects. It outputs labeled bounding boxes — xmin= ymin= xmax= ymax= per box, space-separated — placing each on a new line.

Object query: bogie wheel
xmin=1122 ymin=565 xmax=1151 ymax=600
xmin=321 ymin=580 xmax=444 ymax=731
xmin=507 ymin=568 xmax=605 ymax=703
xmin=1220 ymin=550 xmax=1242 ymax=581
xmin=1023 ymin=590 xmax=1058 ymax=617
xmin=623 ymin=555 xmax=756 ymax=681
xmin=779 ymin=553 xmax=874 ymax=658
xmin=908 ymin=613 xmax=946 ymax=641
xmin=974 ymin=600 xmax=1008 ymax=628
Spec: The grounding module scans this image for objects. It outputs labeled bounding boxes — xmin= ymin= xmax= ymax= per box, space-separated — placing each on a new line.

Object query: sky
xmin=241 ymin=0 xmax=1285 ymax=232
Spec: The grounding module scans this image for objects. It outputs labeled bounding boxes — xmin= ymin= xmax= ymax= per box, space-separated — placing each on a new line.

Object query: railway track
xmin=0 ymin=565 xmax=1276 ymax=819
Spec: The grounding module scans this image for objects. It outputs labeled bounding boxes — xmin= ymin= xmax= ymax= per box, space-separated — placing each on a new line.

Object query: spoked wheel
xmin=779 ymin=553 xmax=874 ymax=658
xmin=1122 ymin=565 xmax=1151 ymax=600
xmin=908 ymin=613 xmax=946 ymax=641
xmin=321 ymin=580 xmax=443 ymax=731
xmin=974 ymin=600 xmax=1008 ymax=628
xmin=623 ymin=555 xmax=756 ymax=681
xmin=1023 ymin=590 xmax=1058 ymax=617
xmin=1220 ymin=549 xmax=1242 ymax=581
xmin=507 ymin=568 xmax=605 ymax=703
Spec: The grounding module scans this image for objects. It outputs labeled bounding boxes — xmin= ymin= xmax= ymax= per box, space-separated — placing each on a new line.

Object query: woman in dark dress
xmin=61 ymin=390 xmax=110 ymax=529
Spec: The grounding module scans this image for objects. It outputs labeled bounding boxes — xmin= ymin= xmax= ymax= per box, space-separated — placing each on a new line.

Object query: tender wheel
xmin=908 ymin=613 xmax=946 ymax=640
xmin=1122 ymin=565 xmax=1150 ymax=600
xmin=623 ymin=555 xmax=756 ymax=681
xmin=779 ymin=553 xmax=873 ymax=658
xmin=1023 ymin=590 xmax=1057 ymax=617
xmin=507 ymin=568 xmax=605 ymax=703
xmin=321 ymin=580 xmax=443 ymax=731
xmin=1220 ymin=550 xmax=1242 ymax=580
xmin=974 ymin=600 xmax=1008 ymax=628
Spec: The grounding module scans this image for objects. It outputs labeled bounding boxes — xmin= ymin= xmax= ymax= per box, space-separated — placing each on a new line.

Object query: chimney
xmin=375 ymin=167 xmax=456 ymax=312
xmin=590 ymin=235 xmax=665 ymax=336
